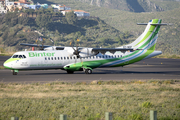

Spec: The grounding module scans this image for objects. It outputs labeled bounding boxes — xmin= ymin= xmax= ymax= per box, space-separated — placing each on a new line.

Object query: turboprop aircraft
xmin=4 ymin=19 xmax=168 ymax=75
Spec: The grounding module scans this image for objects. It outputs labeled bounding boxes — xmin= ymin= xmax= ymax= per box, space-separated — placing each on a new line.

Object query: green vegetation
xmin=1 ymin=0 xmax=180 ymax=55
xmin=34 ymin=0 xmax=180 ymax=55
xmin=153 ymin=54 xmax=180 ymax=59
xmin=0 ymin=8 xmax=130 ymax=52
xmin=0 ymin=80 xmax=180 ymax=119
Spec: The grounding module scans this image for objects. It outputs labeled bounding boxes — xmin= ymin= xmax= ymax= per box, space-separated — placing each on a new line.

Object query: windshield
xmin=12 ymin=54 xmax=26 ymax=59
xmin=12 ymin=55 xmax=19 ymax=58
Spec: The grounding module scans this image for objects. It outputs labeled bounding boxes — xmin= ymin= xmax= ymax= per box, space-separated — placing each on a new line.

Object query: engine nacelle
xmin=44 ymin=46 xmax=56 ymax=51
xmin=79 ymin=48 xmax=99 ymax=57
xmin=65 ymin=47 xmax=99 ymax=57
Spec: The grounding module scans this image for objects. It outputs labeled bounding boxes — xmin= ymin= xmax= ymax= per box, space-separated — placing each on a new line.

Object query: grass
xmin=0 ymin=66 xmax=5 ymax=69
xmin=0 ymin=80 xmax=180 ymax=120
xmin=153 ymin=54 xmax=180 ymax=59
xmin=0 ymin=53 xmax=13 ymax=56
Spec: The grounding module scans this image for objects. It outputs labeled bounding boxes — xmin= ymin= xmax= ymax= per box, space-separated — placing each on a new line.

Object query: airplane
xmin=3 ymin=19 xmax=168 ymax=75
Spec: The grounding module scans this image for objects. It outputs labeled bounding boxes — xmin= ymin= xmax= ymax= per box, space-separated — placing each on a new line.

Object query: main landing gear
xmin=85 ymin=69 xmax=92 ymax=74
xmin=66 ymin=67 xmax=93 ymax=74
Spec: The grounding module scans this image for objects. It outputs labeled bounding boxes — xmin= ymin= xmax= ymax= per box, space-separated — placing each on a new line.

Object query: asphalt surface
xmin=1 ymin=56 xmax=180 ymax=83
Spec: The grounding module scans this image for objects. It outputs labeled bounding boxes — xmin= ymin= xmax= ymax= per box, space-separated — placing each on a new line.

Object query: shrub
xmin=141 ymin=101 xmax=153 ymax=108
xmin=128 ymin=113 xmax=143 ymax=120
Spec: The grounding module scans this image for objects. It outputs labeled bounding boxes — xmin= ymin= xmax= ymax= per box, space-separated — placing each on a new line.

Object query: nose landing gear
xmin=12 ymin=70 xmax=18 ymax=75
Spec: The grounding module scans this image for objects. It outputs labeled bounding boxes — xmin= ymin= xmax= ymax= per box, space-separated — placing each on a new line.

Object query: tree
xmin=18 ymin=16 xmax=29 ymax=25
xmin=36 ymin=14 xmax=52 ymax=28
xmin=2 ymin=12 xmax=18 ymax=26
xmin=65 ymin=11 xmax=77 ymax=25
xmin=24 ymin=9 xmax=35 ymax=17
xmin=10 ymin=17 xmax=18 ymax=26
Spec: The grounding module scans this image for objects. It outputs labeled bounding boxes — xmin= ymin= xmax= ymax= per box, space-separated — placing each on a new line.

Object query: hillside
xmin=0 ymin=9 xmax=130 ymax=52
xmin=47 ymin=0 xmax=180 ymax=12
xmin=89 ymin=7 xmax=180 ymax=55
xmin=35 ymin=0 xmax=180 ymax=55
xmin=33 ymin=0 xmax=180 ymax=13
xmin=1 ymin=0 xmax=180 ymax=55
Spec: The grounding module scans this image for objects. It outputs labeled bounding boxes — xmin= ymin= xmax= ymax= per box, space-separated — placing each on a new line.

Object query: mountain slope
xmin=34 ymin=0 xmax=180 ymax=12
xmin=2 ymin=0 xmax=180 ymax=55
xmin=71 ymin=0 xmax=180 ymax=12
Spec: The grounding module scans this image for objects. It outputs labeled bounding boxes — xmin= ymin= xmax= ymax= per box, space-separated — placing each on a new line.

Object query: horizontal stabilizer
xmin=137 ymin=23 xmax=172 ymax=26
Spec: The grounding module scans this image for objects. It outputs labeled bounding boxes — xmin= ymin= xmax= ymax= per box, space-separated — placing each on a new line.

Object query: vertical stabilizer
xmin=122 ymin=19 xmax=166 ymax=51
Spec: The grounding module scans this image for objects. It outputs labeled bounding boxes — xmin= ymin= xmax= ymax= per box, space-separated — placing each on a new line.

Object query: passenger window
xmin=61 ymin=57 xmax=63 ymax=60
xmin=58 ymin=57 xmax=59 ymax=60
xmin=54 ymin=57 xmax=56 ymax=60
xmin=64 ymin=57 xmax=66 ymax=60
xmin=45 ymin=57 xmax=47 ymax=60
xmin=48 ymin=57 xmax=50 ymax=60
xmin=67 ymin=57 xmax=69 ymax=59
xmin=51 ymin=57 xmax=53 ymax=60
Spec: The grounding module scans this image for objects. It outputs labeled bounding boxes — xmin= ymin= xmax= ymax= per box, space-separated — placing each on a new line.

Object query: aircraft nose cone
xmin=3 ymin=60 xmax=12 ymax=69
xmin=3 ymin=62 xmax=9 ymax=69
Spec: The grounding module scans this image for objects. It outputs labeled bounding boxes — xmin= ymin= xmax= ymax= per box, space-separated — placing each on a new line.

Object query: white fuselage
xmin=7 ymin=50 xmax=126 ymax=70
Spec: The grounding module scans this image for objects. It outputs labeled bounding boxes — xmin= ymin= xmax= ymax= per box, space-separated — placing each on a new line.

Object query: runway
xmin=1 ymin=56 xmax=180 ymax=83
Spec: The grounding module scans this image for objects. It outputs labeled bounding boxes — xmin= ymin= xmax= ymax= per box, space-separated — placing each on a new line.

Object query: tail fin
xmin=127 ymin=19 xmax=167 ymax=51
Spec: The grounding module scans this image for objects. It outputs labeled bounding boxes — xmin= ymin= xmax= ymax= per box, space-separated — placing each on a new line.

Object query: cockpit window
xmin=12 ymin=55 xmax=26 ymax=59
xmin=19 ymin=55 xmax=23 ymax=58
xmin=12 ymin=55 xmax=19 ymax=58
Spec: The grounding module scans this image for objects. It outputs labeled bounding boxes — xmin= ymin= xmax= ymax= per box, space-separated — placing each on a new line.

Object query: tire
xmin=13 ymin=70 xmax=17 ymax=75
xmin=85 ymin=69 xmax=92 ymax=74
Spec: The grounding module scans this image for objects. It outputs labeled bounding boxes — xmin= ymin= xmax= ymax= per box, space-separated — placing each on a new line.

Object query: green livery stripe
xmin=65 ymin=51 xmax=140 ymax=71
xmin=139 ymin=27 xmax=158 ymax=49
xmin=135 ymin=19 xmax=161 ymax=47
xmin=4 ymin=66 xmax=14 ymax=70
xmin=135 ymin=25 xmax=156 ymax=47
xmin=4 ymin=58 xmax=20 ymax=64
xmin=112 ymin=45 xmax=156 ymax=67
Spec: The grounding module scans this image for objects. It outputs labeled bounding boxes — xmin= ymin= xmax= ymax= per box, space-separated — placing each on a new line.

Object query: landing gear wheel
xmin=67 ymin=70 xmax=74 ymax=74
xmin=12 ymin=70 xmax=17 ymax=75
xmin=85 ymin=69 xmax=92 ymax=74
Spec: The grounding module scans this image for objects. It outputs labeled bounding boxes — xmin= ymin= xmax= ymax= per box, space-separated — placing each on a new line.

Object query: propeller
xmin=36 ymin=37 xmax=45 ymax=50
xmin=70 ymin=39 xmax=81 ymax=58
xmin=70 ymin=39 xmax=83 ymax=65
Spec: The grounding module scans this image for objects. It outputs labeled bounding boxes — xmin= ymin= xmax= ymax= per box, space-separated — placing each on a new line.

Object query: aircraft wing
xmin=20 ymin=43 xmax=51 ymax=48
xmin=20 ymin=43 xmax=64 ymax=50
xmin=92 ymin=48 xmax=142 ymax=54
